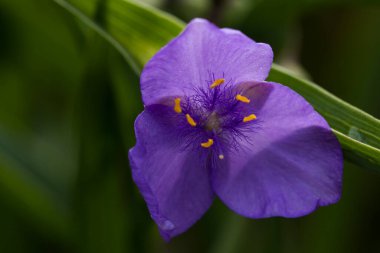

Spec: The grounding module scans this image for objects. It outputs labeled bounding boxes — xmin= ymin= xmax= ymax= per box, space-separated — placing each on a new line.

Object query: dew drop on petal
xmin=159 ymin=219 xmax=175 ymax=231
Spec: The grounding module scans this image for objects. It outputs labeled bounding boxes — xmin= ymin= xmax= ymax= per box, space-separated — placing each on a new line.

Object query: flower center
xmin=172 ymin=77 xmax=257 ymax=159
xmin=205 ymin=111 xmax=221 ymax=131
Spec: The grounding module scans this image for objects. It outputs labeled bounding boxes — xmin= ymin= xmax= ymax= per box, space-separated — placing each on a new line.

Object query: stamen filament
xmin=243 ymin=114 xmax=257 ymax=122
xmin=186 ymin=114 xmax=197 ymax=127
xmin=201 ymin=139 xmax=214 ymax=148
xmin=235 ymin=94 xmax=250 ymax=103
xmin=174 ymin=98 xmax=182 ymax=113
xmin=210 ymin=78 xmax=225 ymax=89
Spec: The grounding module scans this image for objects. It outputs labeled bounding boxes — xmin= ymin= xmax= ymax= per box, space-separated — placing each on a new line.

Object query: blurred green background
xmin=0 ymin=0 xmax=380 ymax=252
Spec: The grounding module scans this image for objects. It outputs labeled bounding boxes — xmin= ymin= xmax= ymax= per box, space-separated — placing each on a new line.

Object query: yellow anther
xmin=235 ymin=94 xmax=250 ymax=103
xmin=174 ymin=98 xmax=182 ymax=113
xmin=186 ymin=114 xmax=197 ymax=127
xmin=201 ymin=139 xmax=214 ymax=148
xmin=218 ymin=154 xmax=224 ymax=160
xmin=210 ymin=78 xmax=225 ymax=89
xmin=243 ymin=114 xmax=257 ymax=122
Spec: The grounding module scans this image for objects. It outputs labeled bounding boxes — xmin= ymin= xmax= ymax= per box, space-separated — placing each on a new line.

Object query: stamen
xmin=186 ymin=114 xmax=197 ymax=127
xmin=174 ymin=98 xmax=182 ymax=113
xmin=218 ymin=154 xmax=224 ymax=160
xmin=201 ymin=139 xmax=214 ymax=148
xmin=210 ymin=78 xmax=225 ymax=89
xmin=243 ymin=114 xmax=257 ymax=122
xmin=235 ymin=94 xmax=250 ymax=103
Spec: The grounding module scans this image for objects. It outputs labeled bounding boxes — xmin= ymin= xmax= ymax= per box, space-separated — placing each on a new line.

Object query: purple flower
xmin=129 ymin=18 xmax=343 ymax=241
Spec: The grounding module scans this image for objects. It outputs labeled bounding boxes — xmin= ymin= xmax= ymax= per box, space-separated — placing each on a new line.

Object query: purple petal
xmin=212 ymin=82 xmax=343 ymax=218
xmin=220 ymin=28 xmax=254 ymax=40
xmin=129 ymin=104 xmax=214 ymax=240
xmin=141 ymin=18 xmax=273 ymax=105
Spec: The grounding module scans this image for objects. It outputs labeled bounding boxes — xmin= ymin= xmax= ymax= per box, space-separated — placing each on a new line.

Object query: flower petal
xmin=212 ymin=82 xmax=343 ymax=218
xmin=141 ymin=18 xmax=273 ymax=105
xmin=129 ymin=104 xmax=214 ymax=240
xmin=220 ymin=28 xmax=254 ymax=41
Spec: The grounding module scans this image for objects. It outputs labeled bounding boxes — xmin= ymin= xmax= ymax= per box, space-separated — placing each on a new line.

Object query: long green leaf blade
xmin=55 ymin=0 xmax=380 ymax=170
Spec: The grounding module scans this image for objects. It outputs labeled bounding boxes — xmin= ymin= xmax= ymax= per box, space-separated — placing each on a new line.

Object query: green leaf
xmin=54 ymin=0 xmax=184 ymax=73
xmin=72 ymin=34 xmax=133 ymax=253
xmin=55 ymin=0 xmax=380 ymax=170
